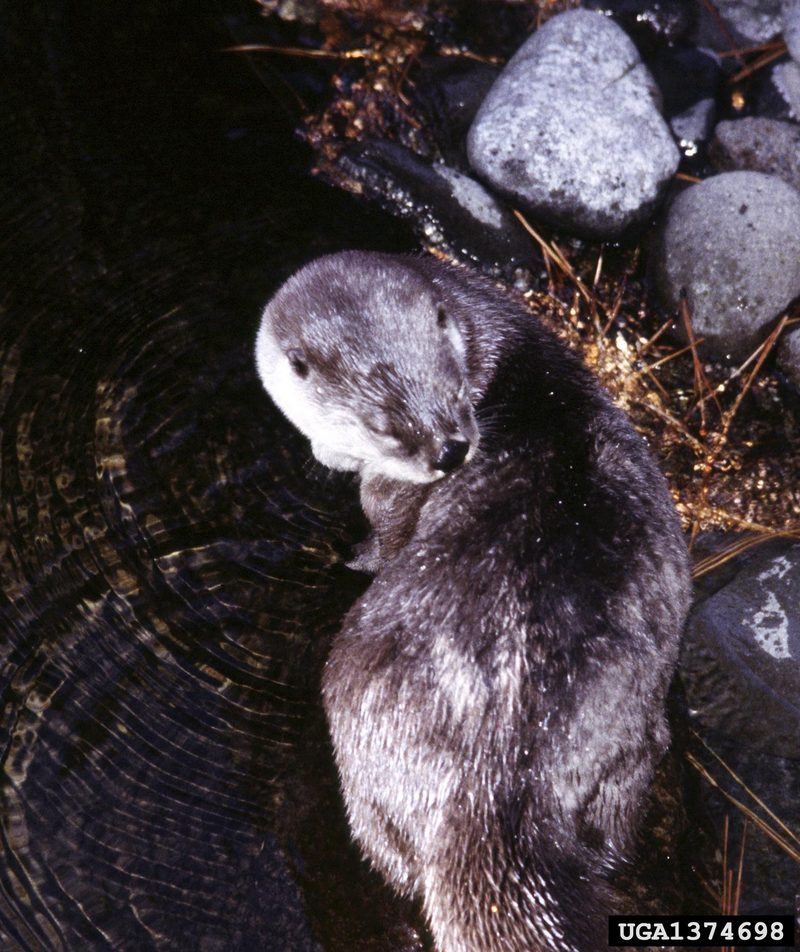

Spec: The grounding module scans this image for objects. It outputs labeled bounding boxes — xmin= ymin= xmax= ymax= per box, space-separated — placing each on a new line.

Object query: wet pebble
xmin=681 ymin=540 xmax=800 ymax=759
xmin=466 ymin=9 xmax=679 ymax=239
xmin=670 ymin=98 xmax=716 ymax=159
xmin=655 ymin=171 xmax=800 ymax=360
xmin=711 ymin=117 xmax=800 ymax=192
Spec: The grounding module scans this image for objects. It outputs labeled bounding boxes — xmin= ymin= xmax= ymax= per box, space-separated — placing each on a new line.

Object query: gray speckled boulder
xmin=778 ymin=328 xmax=800 ymax=388
xmin=682 ymin=541 xmax=800 ymax=758
xmin=466 ymin=9 xmax=680 ymax=239
xmin=712 ymin=117 xmax=800 ymax=192
xmin=655 ymin=171 xmax=800 ymax=360
xmin=713 ymin=0 xmax=783 ymax=41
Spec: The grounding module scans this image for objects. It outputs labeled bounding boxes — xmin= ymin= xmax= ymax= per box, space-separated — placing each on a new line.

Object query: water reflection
xmin=0 ymin=1 xmax=423 ymax=948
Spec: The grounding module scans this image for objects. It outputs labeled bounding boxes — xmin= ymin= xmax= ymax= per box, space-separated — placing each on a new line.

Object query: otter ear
xmin=436 ymin=305 xmax=448 ymax=329
xmin=287 ymin=348 xmax=309 ymax=379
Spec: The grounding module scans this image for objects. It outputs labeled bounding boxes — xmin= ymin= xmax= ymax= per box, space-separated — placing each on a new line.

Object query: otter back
xmin=256 ymin=252 xmax=692 ymax=952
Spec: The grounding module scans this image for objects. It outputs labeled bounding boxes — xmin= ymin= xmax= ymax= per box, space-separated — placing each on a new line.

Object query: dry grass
xmin=727 ymin=42 xmax=788 ymax=83
xmin=693 ymin=530 xmax=800 ymax=577
xmin=505 ymin=214 xmax=800 ymax=542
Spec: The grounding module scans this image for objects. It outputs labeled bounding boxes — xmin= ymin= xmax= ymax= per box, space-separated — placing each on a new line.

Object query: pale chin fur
xmin=312 ymin=441 xmax=445 ymax=485
xmin=310 ymin=442 xmax=363 ymax=473
xmin=362 ymin=458 xmax=446 ymax=485
xmin=312 ymin=427 xmax=477 ymax=484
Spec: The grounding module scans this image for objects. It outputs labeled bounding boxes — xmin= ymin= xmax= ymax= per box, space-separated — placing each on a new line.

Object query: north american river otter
xmin=255 ymin=251 xmax=691 ymax=951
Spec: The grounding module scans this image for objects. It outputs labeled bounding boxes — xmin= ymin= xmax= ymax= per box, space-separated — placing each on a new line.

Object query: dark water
xmin=0 ymin=2 xmax=428 ymax=948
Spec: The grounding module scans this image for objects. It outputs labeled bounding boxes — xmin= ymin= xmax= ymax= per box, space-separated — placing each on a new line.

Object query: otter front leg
xmin=347 ymin=476 xmax=430 ymax=573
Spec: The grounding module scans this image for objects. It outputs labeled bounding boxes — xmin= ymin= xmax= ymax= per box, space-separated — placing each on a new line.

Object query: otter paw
xmin=346 ymin=536 xmax=383 ymax=574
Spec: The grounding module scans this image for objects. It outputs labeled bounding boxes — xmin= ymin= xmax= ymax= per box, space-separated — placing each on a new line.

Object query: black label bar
xmin=608 ymin=914 xmax=796 ymax=947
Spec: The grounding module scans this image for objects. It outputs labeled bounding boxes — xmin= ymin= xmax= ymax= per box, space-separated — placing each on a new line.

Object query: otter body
xmin=256 ymin=253 xmax=691 ymax=952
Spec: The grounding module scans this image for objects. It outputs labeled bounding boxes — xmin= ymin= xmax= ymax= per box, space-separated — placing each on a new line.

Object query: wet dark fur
xmin=274 ymin=254 xmax=692 ymax=951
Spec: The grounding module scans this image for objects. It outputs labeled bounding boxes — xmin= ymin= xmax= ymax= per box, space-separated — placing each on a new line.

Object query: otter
xmin=255 ymin=252 xmax=691 ymax=952
xmin=255 ymin=253 xmax=482 ymax=571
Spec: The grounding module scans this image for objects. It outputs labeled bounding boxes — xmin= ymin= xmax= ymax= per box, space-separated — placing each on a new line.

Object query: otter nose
xmin=432 ymin=439 xmax=470 ymax=473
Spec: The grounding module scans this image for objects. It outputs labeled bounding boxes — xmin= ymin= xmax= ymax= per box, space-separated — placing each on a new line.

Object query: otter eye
xmin=436 ymin=305 xmax=448 ymax=329
xmin=287 ymin=348 xmax=309 ymax=379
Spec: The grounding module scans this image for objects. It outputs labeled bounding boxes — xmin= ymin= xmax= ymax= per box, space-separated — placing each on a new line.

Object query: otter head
xmin=255 ymin=252 xmax=479 ymax=484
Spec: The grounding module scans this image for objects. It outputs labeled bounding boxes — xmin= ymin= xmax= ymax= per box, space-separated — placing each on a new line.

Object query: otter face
xmin=256 ymin=254 xmax=480 ymax=484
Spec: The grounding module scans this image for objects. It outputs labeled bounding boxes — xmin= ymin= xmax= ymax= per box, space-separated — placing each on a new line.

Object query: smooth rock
xmin=711 ymin=117 xmax=800 ymax=192
xmin=682 ymin=541 xmax=800 ymax=758
xmin=772 ymin=58 xmax=800 ymax=117
xmin=467 ymin=9 xmax=680 ymax=239
xmin=712 ymin=0 xmax=783 ymax=41
xmin=655 ymin=171 xmax=800 ymax=359
xmin=778 ymin=327 xmax=800 ymax=388
xmin=784 ymin=0 xmax=800 ymax=61
xmin=334 ymin=139 xmax=538 ymax=281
